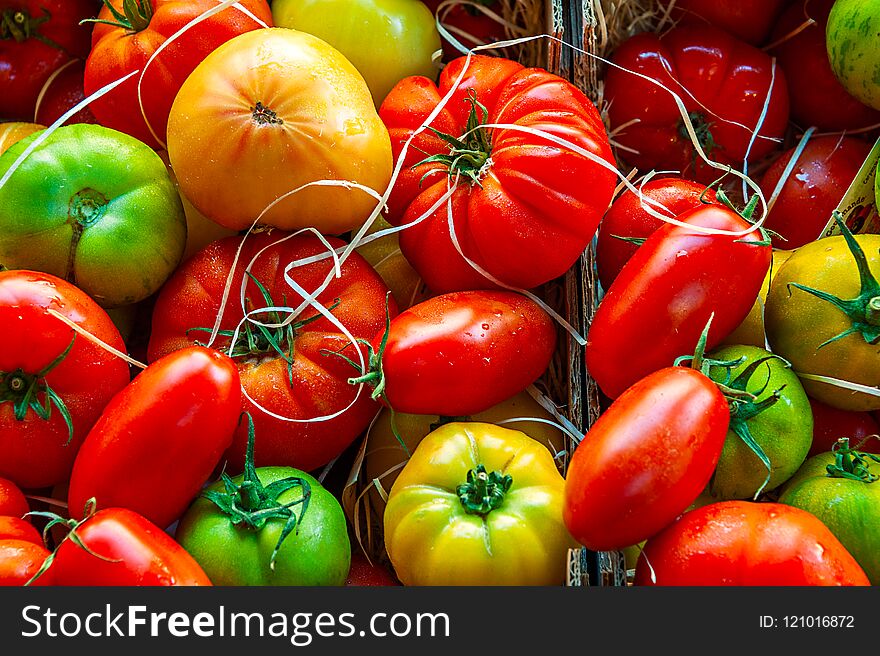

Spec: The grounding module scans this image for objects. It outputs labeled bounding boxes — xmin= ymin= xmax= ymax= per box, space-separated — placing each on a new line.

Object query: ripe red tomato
xmin=635 ymin=501 xmax=870 ymax=586
xmin=0 ymin=270 xmax=131 ymax=489
xmin=67 ymin=346 xmax=242 ymax=529
xmin=0 ymin=0 xmax=95 ymax=120
xmin=605 ymin=26 xmax=789 ymax=182
xmin=0 ymin=516 xmax=41 ymax=545
xmin=84 ymin=0 xmax=273 ymax=147
xmin=663 ymin=0 xmax=787 ymax=46
xmin=586 ymin=204 xmax=771 ymax=400
xmin=809 ymin=398 xmax=879 ymax=457
xmin=380 ymin=54 xmax=616 ymax=292
xmin=760 ymin=136 xmax=871 ymax=249
xmin=0 ymin=477 xmax=28 ymax=517
xmin=33 ymin=59 xmax=97 ymax=126
xmin=423 ymin=0 xmax=507 ymax=62
xmin=345 ymin=553 xmax=400 ymax=586
xmin=596 ymin=177 xmax=717 ymax=290
xmin=148 ymin=232 xmax=395 ymax=473
xmin=0 ymin=539 xmax=52 ymax=586
xmin=564 ymin=367 xmax=729 ymax=551
xmin=770 ymin=0 xmax=880 ymax=131
xmin=361 ymin=290 xmax=556 ymax=416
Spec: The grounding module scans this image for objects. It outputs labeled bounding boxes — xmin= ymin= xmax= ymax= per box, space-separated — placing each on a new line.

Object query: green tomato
xmin=272 ymin=0 xmax=441 ymax=105
xmin=176 ymin=466 xmax=351 ymax=586
xmin=0 ymin=125 xmax=186 ymax=308
xmin=706 ymin=345 xmax=813 ymax=500
xmin=827 ymin=0 xmax=880 ymax=111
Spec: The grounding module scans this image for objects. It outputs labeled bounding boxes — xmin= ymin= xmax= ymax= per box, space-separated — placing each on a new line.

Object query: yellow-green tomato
xmin=272 ymin=0 xmax=441 ymax=105
xmin=384 ymin=422 xmax=577 ymax=585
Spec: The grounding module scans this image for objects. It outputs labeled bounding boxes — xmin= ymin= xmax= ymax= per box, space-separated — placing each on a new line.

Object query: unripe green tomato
xmin=826 ymin=0 xmax=880 ymax=110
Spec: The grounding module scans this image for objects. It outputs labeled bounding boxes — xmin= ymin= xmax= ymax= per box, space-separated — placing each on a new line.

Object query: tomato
xmin=33 ymin=59 xmax=97 ymax=126
xmin=148 ymin=232 xmax=395 ymax=473
xmin=760 ymin=136 xmax=871 ymax=250
xmin=586 ymin=203 xmax=771 ymax=400
xmin=357 ymin=290 xmax=555 ymax=416
xmin=423 ymin=0 xmax=507 ymax=63
xmin=273 ymin=0 xmax=440 ymax=106
xmin=68 ymin=347 xmax=241 ymax=530
xmin=0 ymin=121 xmax=42 ymax=154
xmin=0 ymin=124 xmax=186 ymax=307
xmin=605 ymin=26 xmax=789 ymax=182
xmin=809 ymin=398 xmax=879 ymax=457
xmin=704 ymin=346 xmax=812 ymax=500
xmin=84 ymin=0 xmax=272 ymax=148
xmin=663 ymin=0 xmax=787 ymax=46
xmin=722 ymin=249 xmax=793 ymax=348
xmin=0 ymin=477 xmax=28 ymax=517
xmin=167 ymin=28 xmax=392 ymax=234
xmin=0 ymin=0 xmax=95 ymax=121
xmin=564 ymin=366 xmax=728 ymax=551
xmin=0 ymin=539 xmax=52 ymax=586
xmin=0 ymin=271 xmax=130 ymax=489
xmin=765 ymin=221 xmax=880 ymax=411
xmin=385 ymin=422 xmax=576 ymax=585
xmin=596 ymin=177 xmax=716 ymax=290
xmin=0 ymin=516 xmax=41 ymax=544
xmin=345 ymin=553 xmax=399 ymax=586
xmin=827 ymin=0 xmax=880 ymax=111
xmin=355 ymin=216 xmax=424 ymax=311
xmin=771 ymin=0 xmax=880 ymax=131
xmin=380 ymin=54 xmax=616 ymax=292
xmin=635 ymin=501 xmax=869 ymax=586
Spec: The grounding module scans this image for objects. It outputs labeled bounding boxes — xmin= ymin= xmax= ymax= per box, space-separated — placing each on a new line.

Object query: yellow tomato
xmin=355 ymin=216 xmax=424 ymax=310
xmin=0 ymin=122 xmax=44 ymax=155
xmin=722 ymin=249 xmax=794 ymax=347
xmin=384 ymin=422 xmax=577 ymax=586
xmin=166 ymin=28 xmax=392 ymax=234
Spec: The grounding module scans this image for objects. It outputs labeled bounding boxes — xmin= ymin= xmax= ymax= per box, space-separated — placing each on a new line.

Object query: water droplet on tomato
xmin=481 ymin=323 xmax=490 ymax=330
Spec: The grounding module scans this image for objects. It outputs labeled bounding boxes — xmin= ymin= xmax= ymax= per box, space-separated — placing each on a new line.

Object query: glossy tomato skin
xmin=809 ymin=399 xmax=879 ymax=457
xmin=33 ymin=59 xmax=97 ymax=126
xmin=48 ymin=508 xmax=211 ymax=586
xmin=0 ymin=271 xmax=131 ymax=489
xmin=67 ymin=347 xmax=242 ymax=530
xmin=346 ymin=553 xmax=400 ymax=586
xmin=664 ymin=0 xmax=787 ymax=46
xmin=381 ymin=55 xmax=616 ymax=292
xmin=85 ymin=0 xmax=273 ymax=147
xmin=374 ymin=290 xmax=556 ymax=416
xmin=635 ymin=501 xmax=870 ymax=586
xmin=148 ymin=232 xmax=396 ymax=473
xmin=760 ymin=136 xmax=871 ymax=249
xmin=564 ymin=367 xmax=729 ymax=551
xmin=826 ymin=0 xmax=880 ymax=111
xmin=0 ymin=121 xmax=43 ymax=154
xmin=586 ymin=205 xmax=771 ymax=400
xmin=0 ymin=516 xmax=41 ymax=545
xmin=0 ymin=478 xmax=29 ymax=518
xmin=605 ymin=26 xmax=789 ymax=182
xmin=596 ymin=177 xmax=716 ymax=290
xmin=0 ymin=539 xmax=52 ymax=586
xmin=771 ymin=0 xmax=880 ymax=131
xmin=722 ymin=249 xmax=793 ymax=348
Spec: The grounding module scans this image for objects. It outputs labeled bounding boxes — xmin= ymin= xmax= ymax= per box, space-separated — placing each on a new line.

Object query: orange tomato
xmin=0 ymin=122 xmax=44 ymax=155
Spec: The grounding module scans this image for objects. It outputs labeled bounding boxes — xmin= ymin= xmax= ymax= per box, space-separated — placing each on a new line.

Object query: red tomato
xmin=0 ymin=477 xmax=28 ymax=517
xmin=0 ymin=271 xmax=131 ymax=489
xmin=564 ymin=367 xmax=728 ymax=551
xmin=586 ymin=205 xmax=771 ymax=400
xmin=664 ymin=0 xmax=787 ymax=46
xmin=47 ymin=507 xmax=211 ymax=586
xmin=596 ymin=177 xmax=717 ymax=290
xmin=380 ymin=54 xmax=616 ymax=292
xmin=362 ymin=290 xmax=556 ymax=416
xmin=770 ymin=0 xmax=880 ymax=131
xmin=0 ymin=516 xmax=41 ymax=545
xmin=33 ymin=59 xmax=97 ymax=125
xmin=345 ymin=553 xmax=400 ymax=586
xmin=84 ymin=0 xmax=273 ymax=147
xmin=635 ymin=501 xmax=870 ymax=586
xmin=760 ymin=136 xmax=871 ymax=249
xmin=809 ymin=398 xmax=879 ymax=457
xmin=423 ymin=0 xmax=506 ymax=62
xmin=0 ymin=539 xmax=52 ymax=586
xmin=605 ymin=26 xmax=789 ymax=182
xmin=0 ymin=0 xmax=95 ymax=120
xmin=148 ymin=232 xmax=395 ymax=473
xmin=67 ymin=346 xmax=241 ymax=529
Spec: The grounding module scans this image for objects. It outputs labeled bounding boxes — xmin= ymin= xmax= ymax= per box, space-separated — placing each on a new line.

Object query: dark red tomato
xmin=563 ymin=367 xmax=728 ymax=551
xmin=596 ymin=177 xmax=717 ymax=290
xmin=0 ymin=270 xmax=131 ymax=489
xmin=0 ymin=539 xmax=52 ymax=586
xmin=423 ymin=0 xmax=506 ymax=62
xmin=345 ymin=553 xmax=400 ymax=586
xmin=809 ymin=398 xmax=879 ymax=457
xmin=67 ymin=346 xmax=241 ymax=530
xmin=760 ymin=136 xmax=871 ymax=249
xmin=635 ymin=501 xmax=870 ymax=586
xmin=586 ymin=205 xmax=771 ymax=400
xmin=771 ymin=0 xmax=880 ymax=131
xmin=0 ymin=516 xmax=41 ymax=544
xmin=34 ymin=59 xmax=97 ymax=125
xmin=605 ymin=25 xmax=789 ymax=183
xmin=363 ymin=290 xmax=556 ymax=416
xmin=0 ymin=0 xmax=95 ymax=120
xmin=47 ymin=507 xmax=211 ymax=586
xmin=664 ymin=0 xmax=787 ymax=46
xmin=0 ymin=477 xmax=28 ymax=517
xmin=85 ymin=0 xmax=273 ymax=148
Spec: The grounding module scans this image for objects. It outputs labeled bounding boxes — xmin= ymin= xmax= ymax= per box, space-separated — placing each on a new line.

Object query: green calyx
xmin=85 ymin=0 xmax=153 ymax=33
xmin=680 ymin=111 xmax=718 ymax=173
xmin=789 ymin=212 xmax=880 ymax=346
xmin=0 ymin=335 xmax=76 ymax=445
xmin=1 ymin=7 xmax=56 ymax=47
xmin=202 ymin=414 xmax=312 ymax=570
xmin=825 ymin=438 xmax=880 ymax=484
xmin=457 ymin=464 xmax=512 ymax=516
xmin=714 ymin=188 xmax=773 ymax=247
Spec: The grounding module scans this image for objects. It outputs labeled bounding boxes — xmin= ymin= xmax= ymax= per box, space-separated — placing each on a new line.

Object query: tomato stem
xmin=85 ymin=0 xmax=153 ymax=33
xmin=825 ymin=438 xmax=880 ymax=484
xmin=457 ymin=464 xmax=512 ymax=516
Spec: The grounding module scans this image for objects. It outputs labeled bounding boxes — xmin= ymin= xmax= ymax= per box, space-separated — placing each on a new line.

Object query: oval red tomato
xmin=664 ymin=0 xmax=787 ymax=46
xmin=0 ymin=539 xmax=52 ymax=586
xmin=0 ymin=477 xmax=28 ymax=518
xmin=0 ymin=516 xmax=41 ymax=545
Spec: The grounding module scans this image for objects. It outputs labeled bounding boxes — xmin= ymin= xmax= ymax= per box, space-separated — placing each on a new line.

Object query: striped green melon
xmin=827 ymin=0 xmax=880 ymax=110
